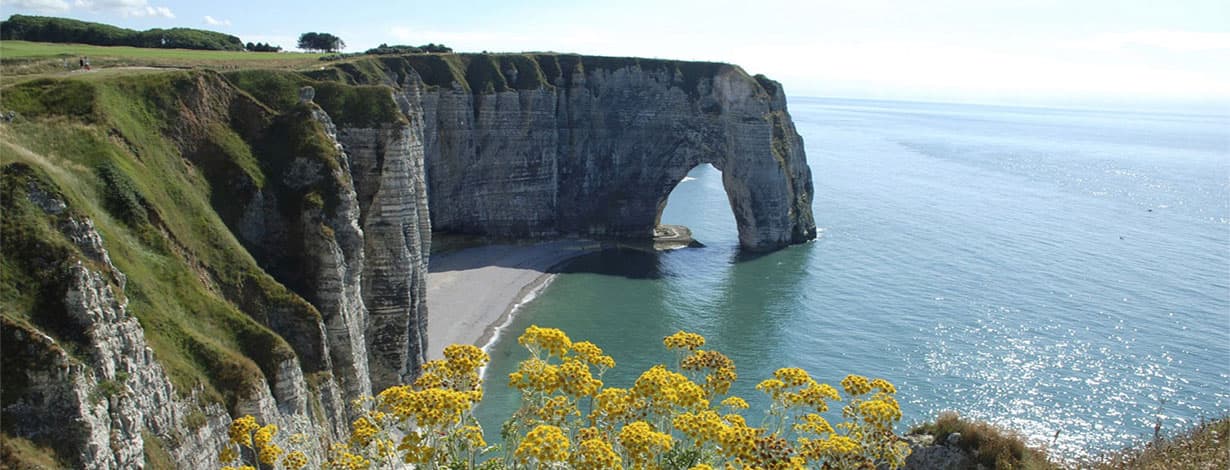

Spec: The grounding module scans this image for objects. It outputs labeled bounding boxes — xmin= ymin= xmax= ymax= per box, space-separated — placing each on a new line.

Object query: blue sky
xmin=4 ymin=0 xmax=1228 ymax=110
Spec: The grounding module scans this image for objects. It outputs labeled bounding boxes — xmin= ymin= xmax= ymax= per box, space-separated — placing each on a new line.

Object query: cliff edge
xmin=320 ymin=54 xmax=817 ymax=250
xmin=0 ymin=52 xmax=814 ymax=467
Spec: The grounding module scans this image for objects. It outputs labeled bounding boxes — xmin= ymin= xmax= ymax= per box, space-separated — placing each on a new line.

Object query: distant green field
xmin=0 ymin=41 xmax=325 ymax=77
xmin=0 ymin=40 xmax=316 ymax=60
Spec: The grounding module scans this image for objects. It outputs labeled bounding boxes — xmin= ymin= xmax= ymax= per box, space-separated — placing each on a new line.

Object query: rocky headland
xmin=0 ymin=53 xmax=815 ymax=467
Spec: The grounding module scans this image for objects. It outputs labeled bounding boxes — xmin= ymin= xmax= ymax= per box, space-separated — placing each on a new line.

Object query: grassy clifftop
xmin=0 ymin=63 xmax=413 ymax=411
xmin=0 ymin=70 xmax=310 ymax=410
xmin=311 ymin=53 xmax=733 ymax=96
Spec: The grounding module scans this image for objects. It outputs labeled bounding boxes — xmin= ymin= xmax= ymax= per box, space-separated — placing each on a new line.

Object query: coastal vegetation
xmin=218 ymin=327 xmax=912 ymax=469
xmin=1089 ymin=416 xmax=1229 ymax=469
xmin=909 ymin=412 xmax=1057 ymax=470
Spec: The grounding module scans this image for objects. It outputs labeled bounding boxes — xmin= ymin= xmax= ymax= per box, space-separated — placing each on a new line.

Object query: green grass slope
xmin=0 ymin=71 xmax=310 ymax=410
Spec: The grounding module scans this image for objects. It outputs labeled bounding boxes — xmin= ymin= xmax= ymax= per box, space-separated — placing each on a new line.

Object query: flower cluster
xmin=618 ymin=421 xmax=673 ymax=467
xmin=515 ymin=424 xmax=570 ymax=464
xmin=220 ymin=416 xmax=299 ymax=469
xmin=519 ymin=325 xmax=573 ymax=357
xmin=663 ymin=330 xmax=706 ymax=351
xmin=559 ymin=358 xmax=604 ymax=397
xmin=331 ymin=343 xmax=491 ymax=468
xmin=681 ymin=349 xmax=738 ymax=397
xmin=841 ymin=374 xmax=872 ymax=396
xmin=571 ymin=340 xmax=617 ymax=369
xmin=215 ymin=327 xmax=911 ymax=469
xmin=570 ymin=437 xmax=622 ymax=469
xmin=633 ymin=365 xmax=710 ymax=412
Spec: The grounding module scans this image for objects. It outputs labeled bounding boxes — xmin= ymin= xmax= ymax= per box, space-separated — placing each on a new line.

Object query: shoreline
xmin=424 ymin=239 xmax=605 ymax=360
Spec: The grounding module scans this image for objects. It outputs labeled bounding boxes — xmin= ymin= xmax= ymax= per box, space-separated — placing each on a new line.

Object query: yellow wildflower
xmin=618 ymin=421 xmax=673 ymax=467
xmin=558 ymin=358 xmax=603 ymax=397
xmin=858 ymin=398 xmax=902 ymax=428
xmin=774 ymin=367 xmax=814 ymax=387
xmin=633 ymin=365 xmax=708 ymax=411
xmin=571 ymin=341 xmax=616 ymax=369
xmin=515 ymin=424 xmax=570 ymax=464
xmin=508 ymin=358 xmax=561 ymax=394
xmin=218 ymin=446 xmax=237 ymax=463
xmin=253 ymin=424 xmax=277 ymax=449
xmin=518 ymin=325 xmax=572 ymax=357
xmin=349 ymin=416 xmax=379 ymax=447
xmin=577 ymin=426 xmax=602 ymax=441
xmin=841 ymin=374 xmax=872 ymax=396
xmin=537 ymin=395 xmax=580 ymax=423
xmin=258 ymin=443 xmax=283 ymax=466
xmin=682 ymin=350 xmax=738 ymax=396
xmin=721 ymin=396 xmax=750 ymax=410
xmin=800 ymin=435 xmax=862 ymax=460
xmin=399 ymin=432 xmax=435 ymax=464
xmin=870 ymin=378 xmax=897 ymax=394
xmin=282 ymin=450 xmax=309 ymax=470
xmin=756 ymin=378 xmax=787 ymax=399
xmin=227 ymin=415 xmax=259 ymax=447
xmin=716 ymin=422 xmax=759 ymax=461
xmin=569 ymin=438 xmax=622 ymax=470
xmin=460 ymin=425 xmax=486 ymax=448
xmin=794 ymin=413 xmax=834 ymax=435
xmin=663 ymin=331 xmax=706 ymax=350
xmin=592 ymin=387 xmax=643 ymax=425
xmin=673 ymin=410 xmax=727 ymax=444
xmin=788 ymin=382 xmax=841 ymax=411
xmin=751 ymin=433 xmax=793 ymax=468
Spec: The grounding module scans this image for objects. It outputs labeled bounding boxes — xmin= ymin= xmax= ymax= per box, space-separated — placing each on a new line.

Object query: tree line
xmin=0 ymin=15 xmax=244 ymax=51
xmin=364 ymin=43 xmax=453 ymax=54
xmin=2 ymin=15 xmax=454 ymax=56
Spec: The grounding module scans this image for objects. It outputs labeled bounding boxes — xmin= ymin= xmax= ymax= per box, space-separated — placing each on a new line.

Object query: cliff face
xmin=0 ymin=53 xmax=812 ymax=467
xmin=404 ymin=55 xmax=816 ymax=251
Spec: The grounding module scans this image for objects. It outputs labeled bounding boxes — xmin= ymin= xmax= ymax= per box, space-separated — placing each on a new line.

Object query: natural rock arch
xmin=410 ymin=55 xmax=817 ymax=251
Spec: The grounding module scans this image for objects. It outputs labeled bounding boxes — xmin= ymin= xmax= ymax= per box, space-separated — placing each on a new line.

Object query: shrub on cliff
xmin=909 ymin=411 xmax=1056 ymax=470
xmin=1090 ymin=416 xmax=1229 ymax=469
xmin=219 ymin=327 xmax=912 ymax=469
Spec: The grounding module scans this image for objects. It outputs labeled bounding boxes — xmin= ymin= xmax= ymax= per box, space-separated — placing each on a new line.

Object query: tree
xmin=245 ymin=41 xmax=282 ymax=52
xmin=297 ymin=32 xmax=345 ymax=53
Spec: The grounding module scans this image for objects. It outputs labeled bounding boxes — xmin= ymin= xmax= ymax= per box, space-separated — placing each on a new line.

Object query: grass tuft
xmin=910 ymin=411 xmax=1058 ymax=470
xmin=1090 ymin=417 xmax=1229 ymax=469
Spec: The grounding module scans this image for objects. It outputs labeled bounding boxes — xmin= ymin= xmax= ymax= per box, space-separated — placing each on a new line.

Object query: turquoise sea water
xmin=472 ymin=98 xmax=1230 ymax=458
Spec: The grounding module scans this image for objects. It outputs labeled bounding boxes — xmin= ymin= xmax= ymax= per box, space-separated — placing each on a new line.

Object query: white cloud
xmin=73 ymin=0 xmax=174 ymax=18
xmin=7 ymin=0 xmax=71 ymax=13
xmin=204 ymin=16 xmax=231 ymax=27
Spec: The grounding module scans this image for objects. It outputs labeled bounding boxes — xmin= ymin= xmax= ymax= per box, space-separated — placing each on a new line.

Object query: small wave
xmin=680 ymin=176 xmax=697 ymax=182
xmin=476 ymin=274 xmax=558 ymax=380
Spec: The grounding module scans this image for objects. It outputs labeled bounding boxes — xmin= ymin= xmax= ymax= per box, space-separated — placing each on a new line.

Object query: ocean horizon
xmin=474 ymin=96 xmax=1230 ymax=460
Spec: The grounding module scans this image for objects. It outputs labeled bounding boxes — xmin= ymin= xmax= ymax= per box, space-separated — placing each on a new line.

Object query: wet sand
xmin=424 ymin=239 xmax=603 ymax=359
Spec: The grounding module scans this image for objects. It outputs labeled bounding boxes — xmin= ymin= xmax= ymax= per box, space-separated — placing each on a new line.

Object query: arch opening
xmin=654 ymin=163 xmax=739 ymax=250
